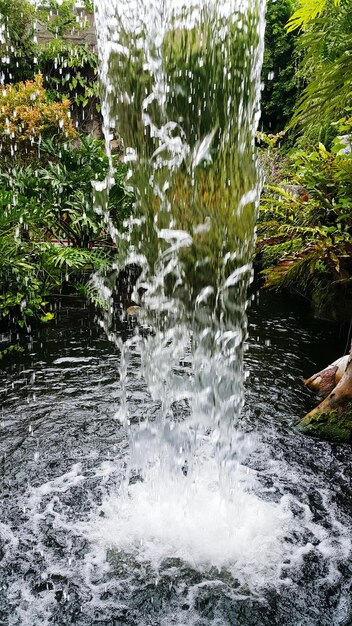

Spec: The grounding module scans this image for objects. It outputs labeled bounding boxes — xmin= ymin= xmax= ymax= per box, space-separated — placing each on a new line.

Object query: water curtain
xmin=94 ymin=0 xmax=264 ymax=485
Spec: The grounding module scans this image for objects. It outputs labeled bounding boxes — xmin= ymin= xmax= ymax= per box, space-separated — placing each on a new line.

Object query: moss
xmin=293 ymin=402 xmax=352 ymax=444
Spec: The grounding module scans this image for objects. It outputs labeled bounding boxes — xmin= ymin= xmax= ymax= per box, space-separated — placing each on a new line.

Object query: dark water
xmin=0 ymin=292 xmax=351 ymax=626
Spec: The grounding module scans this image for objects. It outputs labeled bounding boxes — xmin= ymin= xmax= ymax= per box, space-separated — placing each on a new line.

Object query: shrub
xmin=0 ymin=74 xmax=76 ymax=158
xmin=257 ymin=119 xmax=352 ymax=314
xmin=0 ymin=74 xmax=76 ymax=159
xmin=288 ymin=0 xmax=352 ymax=132
xmin=39 ymin=40 xmax=99 ymax=117
xmin=0 ymin=136 xmax=134 ymax=330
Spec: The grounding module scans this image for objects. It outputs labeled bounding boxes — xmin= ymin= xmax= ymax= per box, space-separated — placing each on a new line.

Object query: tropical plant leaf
xmin=286 ymin=0 xmax=341 ymax=32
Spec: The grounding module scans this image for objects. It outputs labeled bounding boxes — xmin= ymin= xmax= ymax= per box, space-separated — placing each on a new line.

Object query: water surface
xmin=0 ymin=292 xmax=351 ymax=626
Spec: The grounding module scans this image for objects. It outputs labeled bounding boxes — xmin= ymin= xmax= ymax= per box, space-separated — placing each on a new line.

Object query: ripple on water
xmin=0 ymin=297 xmax=351 ymax=625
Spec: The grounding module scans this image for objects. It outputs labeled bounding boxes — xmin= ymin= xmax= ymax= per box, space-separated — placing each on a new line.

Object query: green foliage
xmin=0 ymin=344 xmax=24 ymax=361
xmin=0 ymin=136 xmax=134 ymax=330
xmin=35 ymin=0 xmax=99 ymax=123
xmin=0 ymin=0 xmax=36 ymax=83
xmin=288 ymin=0 xmax=352 ymax=131
xmin=38 ymin=0 xmax=88 ymax=37
xmin=261 ymin=0 xmax=299 ymax=131
xmin=39 ymin=40 xmax=99 ymax=112
xmin=82 ymin=0 xmax=94 ymax=12
xmin=286 ymin=0 xmax=340 ymax=31
xmin=40 ymin=0 xmax=76 ymax=37
xmin=1 ymin=0 xmax=99 ymax=127
xmin=257 ymin=0 xmax=352 ymax=319
xmin=257 ymin=119 xmax=352 ymax=311
xmin=76 ymin=281 xmax=109 ymax=311
xmin=257 ymin=130 xmax=291 ymax=186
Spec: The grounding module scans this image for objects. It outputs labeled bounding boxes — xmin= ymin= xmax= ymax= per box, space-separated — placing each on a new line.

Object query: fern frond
xmin=76 ymin=281 xmax=109 ymax=311
xmin=286 ymin=0 xmax=340 ymax=32
xmin=290 ymin=51 xmax=352 ymax=127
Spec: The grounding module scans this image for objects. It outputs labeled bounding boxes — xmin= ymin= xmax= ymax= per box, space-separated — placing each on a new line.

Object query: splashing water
xmin=89 ymin=0 xmax=300 ymax=581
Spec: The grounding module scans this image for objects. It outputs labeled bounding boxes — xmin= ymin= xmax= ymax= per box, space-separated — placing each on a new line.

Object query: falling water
xmin=1 ymin=3 xmax=352 ymax=623
xmin=89 ymin=0 xmax=297 ymax=578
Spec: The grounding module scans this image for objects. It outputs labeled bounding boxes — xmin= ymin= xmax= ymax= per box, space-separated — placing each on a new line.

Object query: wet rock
xmin=126 ymin=306 xmax=141 ymax=317
xmin=296 ymin=352 xmax=352 ymax=443
xmin=282 ymin=184 xmax=310 ymax=201
xmin=294 ymin=402 xmax=352 ymax=444
xmin=304 ymin=355 xmax=349 ymax=398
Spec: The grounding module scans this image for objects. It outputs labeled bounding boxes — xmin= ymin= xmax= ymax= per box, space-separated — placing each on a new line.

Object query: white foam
xmin=89 ymin=457 xmax=295 ymax=588
xmin=52 ymin=357 xmax=97 ymax=365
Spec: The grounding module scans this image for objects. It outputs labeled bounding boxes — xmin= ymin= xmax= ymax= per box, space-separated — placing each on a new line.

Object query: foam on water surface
xmin=89 ymin=460 xmax=294 ymax=585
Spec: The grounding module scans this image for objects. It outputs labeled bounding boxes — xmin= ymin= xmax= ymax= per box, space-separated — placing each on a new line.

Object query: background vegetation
xmin=258 ymin=0 xmax=352 ymax=322
xmin=260 ymin=0 xmax=299 ymax=132
xmin=0 ymin=0 xmax=132 ymax=349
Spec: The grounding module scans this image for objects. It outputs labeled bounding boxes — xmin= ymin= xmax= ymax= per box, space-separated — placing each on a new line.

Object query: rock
xmin=126 ymin=306 xmax=141 ymax=317
xmin=295 ymin=351 xmax=352 ymax=444
xmin=304 ymin=354 xmax=349 ymax=398
xmin=294 ymin=402 xmax=352 ymax=444
xmin=336 ymin=135 xmax=352 ymax=155
xmin=281 ymin=184 xmax=310 ymax=201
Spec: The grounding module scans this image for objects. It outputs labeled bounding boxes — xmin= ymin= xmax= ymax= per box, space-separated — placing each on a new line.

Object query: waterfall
xmin=91 ymin=0 xmax=283 ymax=576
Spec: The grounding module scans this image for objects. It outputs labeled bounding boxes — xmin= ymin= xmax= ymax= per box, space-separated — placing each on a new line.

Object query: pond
xmin=0 ymin=290 xmax=351 ymax=626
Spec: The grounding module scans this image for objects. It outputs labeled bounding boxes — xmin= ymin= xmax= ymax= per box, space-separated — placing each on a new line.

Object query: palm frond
xmin=288 ymin=0 xmax=352 ymax=128
xmin=286 ymin=0 xmax=340 ymax=32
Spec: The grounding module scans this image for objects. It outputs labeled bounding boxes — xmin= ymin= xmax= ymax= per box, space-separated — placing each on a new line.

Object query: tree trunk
xmin=295 ymin=348 xmax=352 ymax=443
